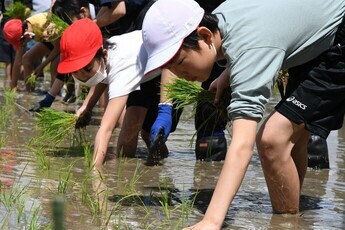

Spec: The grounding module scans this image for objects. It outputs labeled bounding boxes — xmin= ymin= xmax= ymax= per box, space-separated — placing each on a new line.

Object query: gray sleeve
xmin=228 ymin=47 xmax=285 ymax=121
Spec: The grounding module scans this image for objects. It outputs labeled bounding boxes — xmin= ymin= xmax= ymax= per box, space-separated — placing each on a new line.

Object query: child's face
xmin=165 ymin=40 xmax=215 ymax=82
xmin=72 ymin=58 xmax=103 ymax=83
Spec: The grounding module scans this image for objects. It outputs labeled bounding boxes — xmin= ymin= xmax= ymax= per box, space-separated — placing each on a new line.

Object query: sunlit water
xmin=0 ymin=78 xmax=344 ymax=229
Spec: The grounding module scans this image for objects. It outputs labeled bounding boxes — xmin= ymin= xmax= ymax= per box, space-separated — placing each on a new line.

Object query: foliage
xmin=43 ymin=13 xmax=69 ymax=42
xmin=4 ymin=2 xmax=31 ymax=20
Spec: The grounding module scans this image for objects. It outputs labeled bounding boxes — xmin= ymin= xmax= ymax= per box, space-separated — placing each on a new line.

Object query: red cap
xmin=58 ymin=18 xmax=103 ymax=74
xmin=3 ymin=19 xmax=23 ymax=50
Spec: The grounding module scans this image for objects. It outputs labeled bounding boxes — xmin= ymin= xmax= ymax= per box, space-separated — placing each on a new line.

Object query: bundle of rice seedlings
xmin=25 ymin=74 xmax=36 ymax=87
xmin=4 ymin=2 xmax=31 ymax=20
xmin=164 ymin=77 xmax=231 ymax=112
xmin=43 ymin=13 xmax=69 ymax=42
xmin=34 ymin=108 xmax=78 ymax=147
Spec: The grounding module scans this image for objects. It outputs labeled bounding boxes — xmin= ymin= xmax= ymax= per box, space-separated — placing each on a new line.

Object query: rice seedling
xmin=164 ymin=77 xmax=231 ymax=116
xmin=4 ymin=2 xmax=31 ymax=20
xmin=175 ymin=187 xmax=199 ymax=228
xmin=29 ymin=146 xmax=50 ymax=170
xmin=0 ymin=89 xmax=16 ymax=130
xmin=165 ymin=77 xmax=231 ymax=145
xmin=29 ymin=202 xmax=41 ymax=229
xmin=126 ymin=161 xmax=146 ymax=193
xmin=44 ymin=13 xmax=69 ymax=42
xmin=83 ymin=142 xmax=93 ymax=168
xmin=25 ymin=74 xmax=36 ymax=88
xmin=158 ymin=179 xmax=172 ymax=223
xmin=34 ymin=108 xmax=78 ymax=147
xmin=57 ymin=162 xmax=75 ymax=194
xmin=0 ymin=136 xmax=7 ymax=148
xmin=4 ymin=89 xmax=15 ymax=105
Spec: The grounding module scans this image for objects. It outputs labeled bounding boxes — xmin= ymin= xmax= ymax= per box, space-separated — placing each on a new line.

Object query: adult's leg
xmin=257 ymin=110 xmax=309 ymax=214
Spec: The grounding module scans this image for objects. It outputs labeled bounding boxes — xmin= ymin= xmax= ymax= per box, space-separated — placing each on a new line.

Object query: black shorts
xmin=0 ymin=27 xmax=15 ymax=63
xmin=126 ymin=76 xmax=182 ymax=133
xmin=275 ymin=44 xmax=345 ymax=138
xmin=56 ymin=73 xmax=70 ymax=82
xmin=42 ymin=42 xmax=54 ymax=51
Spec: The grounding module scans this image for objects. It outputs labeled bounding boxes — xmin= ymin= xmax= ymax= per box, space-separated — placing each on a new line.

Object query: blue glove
xmin=29 ymin=92 xmax=55 ymax=112
xmin=150 ymin=104 xmax=173 ymax=143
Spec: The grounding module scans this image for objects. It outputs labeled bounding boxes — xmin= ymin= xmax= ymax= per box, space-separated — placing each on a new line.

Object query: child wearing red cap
xmin=141 ymin=0 xmax=345 ymax=229
xmin=58 ymin=18 xmax=180 ymax=167
xmin=3 ymin=12 xmax=60 ymax=90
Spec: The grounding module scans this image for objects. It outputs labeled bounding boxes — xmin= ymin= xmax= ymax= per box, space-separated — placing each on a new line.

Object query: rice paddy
xmin=0 ymin=76 xmax=344 ymax=229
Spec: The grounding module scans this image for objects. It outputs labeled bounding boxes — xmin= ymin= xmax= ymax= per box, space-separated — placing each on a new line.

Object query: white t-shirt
xmin=104 ymin=30 xmax=160 ymax=100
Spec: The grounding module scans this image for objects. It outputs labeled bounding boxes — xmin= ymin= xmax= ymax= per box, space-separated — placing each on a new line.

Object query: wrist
xmin=158 ymin=102 xmax=173 ymax=106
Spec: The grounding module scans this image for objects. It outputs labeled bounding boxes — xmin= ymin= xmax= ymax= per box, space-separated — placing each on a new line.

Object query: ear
xmin=196 ymin=26 xmax=214 ymax=45
xmin=79 ymin=7 xmax=90 ymax=18
xmin=102 ymin=48 xmax=107 ymax=59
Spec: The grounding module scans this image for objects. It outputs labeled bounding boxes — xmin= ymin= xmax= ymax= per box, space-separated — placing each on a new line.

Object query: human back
xmin=215 ymin=0 xmax=345 ymax=70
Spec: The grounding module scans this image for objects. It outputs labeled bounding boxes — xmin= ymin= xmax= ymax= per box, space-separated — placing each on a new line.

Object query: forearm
xmin=160 ymin=69 xmax=175 ymax=103
xmin=38 ymin=45 xmax=59 ymax=70
xmin=95 ymin=2 xmax=126 ymax=28
xmin=203 ymin=118 xmax=257 ymax=227
xmin=11 ymin=48 xmax=25 ymax=89
xmin=82 ymin=84 xmax=107 ymax=110
xmin=93 ymin=127 xmax=113 ymax=167
xmin=92 ymin=95 xmax=128 ymax=167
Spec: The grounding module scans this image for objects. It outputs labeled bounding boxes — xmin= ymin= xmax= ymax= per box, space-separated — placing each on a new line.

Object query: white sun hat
xmin=142 ymin=0 xmax=204 ymax=75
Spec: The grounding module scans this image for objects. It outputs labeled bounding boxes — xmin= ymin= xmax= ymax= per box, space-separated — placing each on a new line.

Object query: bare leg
xmin=5 ymin=62 xmax=12 ymax=80
xmin=291 ymin=131 xmax=309 ymax=189
xmin=22 ymin=43 xmax=50 ymax=91
xmin=117 ymin=106 xmax=148 ymax=157
xmin=256 ymin=111 xmax=308 ymax=214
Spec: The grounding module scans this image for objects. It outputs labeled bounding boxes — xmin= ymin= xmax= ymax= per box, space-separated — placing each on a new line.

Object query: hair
xmin=182 ymin=12 xmax=219 ymax=50
xmin=52 ymin=0 xmax=89 ymax=25
xmin=94 ymin=48 xmax=105 ymax=60
xmin=82 ymin=47 xmax=105 ymax=72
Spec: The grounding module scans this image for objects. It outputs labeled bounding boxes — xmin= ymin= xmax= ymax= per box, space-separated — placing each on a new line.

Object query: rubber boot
xmin=307 ymin=134 xmax=330 ymax=169
xmin=195 ymin=133 xmax=227 ymax=161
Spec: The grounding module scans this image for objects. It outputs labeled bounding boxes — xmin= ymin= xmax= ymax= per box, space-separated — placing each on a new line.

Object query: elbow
xmin=112 ymin=3 xmax=126 ymax=20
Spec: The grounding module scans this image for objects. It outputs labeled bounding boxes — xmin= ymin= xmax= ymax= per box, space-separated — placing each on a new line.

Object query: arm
xmin=149 ymin=69 xmax=175 ymax=142
xmin=34 ymin=40 xmax=60 ymax=76
xmin=95 ymin=1 xmax=126 ymax=28
xmin=11 ymin=46 xmax=25 ymax=89
xmin=160 ymin=69 xmax=175 ymax=103
xmin=186 ymin=118 xmax=257 ymax=229
xmin=93 ymin=94 xmax=128 ymax=167
xmin=76 ymin=83 xmax=108 ymax=116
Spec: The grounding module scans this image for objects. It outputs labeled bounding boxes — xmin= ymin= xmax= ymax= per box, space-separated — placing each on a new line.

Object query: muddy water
xmin=0 ymin=78 xmax=344 ymax=229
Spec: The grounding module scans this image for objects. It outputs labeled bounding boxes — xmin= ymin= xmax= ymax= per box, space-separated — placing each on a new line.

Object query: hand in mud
xmin=75 ymin=109 xmax=92 ymax=129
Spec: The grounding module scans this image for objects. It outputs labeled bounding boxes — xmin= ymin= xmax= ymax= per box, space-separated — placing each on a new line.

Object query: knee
xmin=256 ymin=131 xmax=284 ymax=163
xmin=22 ymin=54 xmax=32 ymax=69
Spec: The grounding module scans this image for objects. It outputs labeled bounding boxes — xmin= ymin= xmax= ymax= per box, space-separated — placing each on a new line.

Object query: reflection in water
xmin=0 ymin=80 xmax=344 ymax=229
